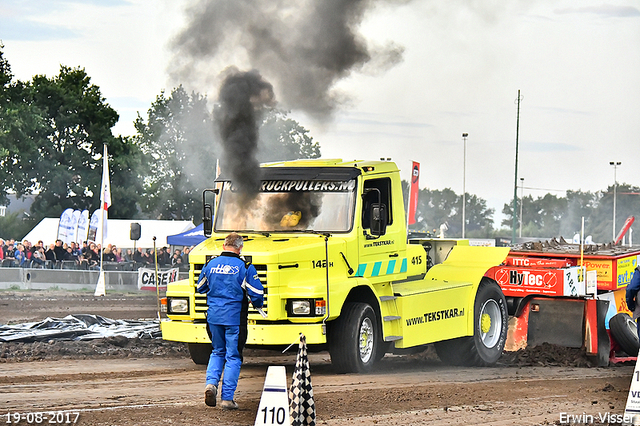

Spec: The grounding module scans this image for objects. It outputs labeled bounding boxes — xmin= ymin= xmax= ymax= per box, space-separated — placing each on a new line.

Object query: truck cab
xmin=161 ymin=159 xmax=510 ymax=372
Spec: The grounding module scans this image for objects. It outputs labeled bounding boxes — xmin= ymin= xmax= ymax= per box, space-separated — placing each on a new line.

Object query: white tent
xmin=22 ymin=218 xmax=195 ymax=249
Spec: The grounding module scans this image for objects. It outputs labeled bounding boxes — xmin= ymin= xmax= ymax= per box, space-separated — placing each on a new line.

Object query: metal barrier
xmin=0 ymin=266 xmax=188 ymax=292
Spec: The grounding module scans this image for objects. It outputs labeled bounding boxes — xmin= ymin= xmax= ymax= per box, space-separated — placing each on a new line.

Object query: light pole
xmin=512 ymin=90 xmax=523 ymax=243
xmin=519 ymin=177 xmax=524 ymax=238
xmin=610 ymin=161 xmax=621 ymax=241
xmin=462 ymin=133 xmax=468 ymax=238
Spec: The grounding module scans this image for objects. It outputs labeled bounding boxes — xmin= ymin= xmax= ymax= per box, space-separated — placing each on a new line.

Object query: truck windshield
xmin=214 ymin=180 xmax=356 ymax=233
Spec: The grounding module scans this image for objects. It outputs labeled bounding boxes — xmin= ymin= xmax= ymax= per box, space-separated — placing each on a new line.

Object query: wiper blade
xmin=223 ymin=230 xmax=270 ymax=238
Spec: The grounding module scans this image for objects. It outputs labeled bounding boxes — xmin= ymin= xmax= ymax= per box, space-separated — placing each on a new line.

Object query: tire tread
xmin=610 ymin=312 xmax=639 ymax=356
xmin=188 ymin=342 xmax=212 ymax=365
xmin=435 ymin=278 xmax=507 ymax=367
xmin=329 ymin=302 xmax=380 ymax=373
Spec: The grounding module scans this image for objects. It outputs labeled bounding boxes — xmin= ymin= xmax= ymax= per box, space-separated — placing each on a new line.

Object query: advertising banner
xmin=70 ymin=210 xmax=81 ymax=244
xmin=137 ymin=267 xmax=179 ymax=291
xmin=616 ymin=255 xmax=638 ymax=288
xmin=56 ymin=208 xmax=75 ymax=243
xmin=582 ymin=259 xmax=614 ymax=289
xmin=87 ymin=209 xmax=100 ymax=243
xmin=76 ymin=210 xmax=90 ymax=244
xmin=487 ymin=265 xmax=585 ymax=297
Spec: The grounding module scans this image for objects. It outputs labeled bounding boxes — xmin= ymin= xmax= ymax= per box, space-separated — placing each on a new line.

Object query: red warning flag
xmin=408 ymin=162 xmax=420 ymax=225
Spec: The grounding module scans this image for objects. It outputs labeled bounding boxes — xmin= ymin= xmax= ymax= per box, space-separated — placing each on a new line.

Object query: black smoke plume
xmin=170 ymin=0 xmax=405 ymax=119
xmin=265 ymin=192 xmax=323 ymax=230
xmin=215 ymin=69 xmax=275 ymax=204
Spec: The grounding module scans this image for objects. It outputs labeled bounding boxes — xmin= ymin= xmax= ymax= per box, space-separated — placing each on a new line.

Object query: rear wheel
xmin=329 ymin=302 xmax=381 ymax=373
xmin=610 ymin=313 xmax=639 ymax=356
xmin=435 ymin=278 xmax=508 ymax=366
xmin=188 ymin=342 xmax=212 ymax=365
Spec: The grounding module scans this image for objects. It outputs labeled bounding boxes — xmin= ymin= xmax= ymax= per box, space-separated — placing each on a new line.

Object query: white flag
xmin=101 ymin=145 xmax=112 ymax=210
xmin=100 ymin=145 xmax=111 ymax=240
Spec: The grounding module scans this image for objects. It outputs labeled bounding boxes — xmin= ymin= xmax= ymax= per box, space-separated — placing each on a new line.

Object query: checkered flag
xmin=289 ymin=334 xmax=315 ymax=426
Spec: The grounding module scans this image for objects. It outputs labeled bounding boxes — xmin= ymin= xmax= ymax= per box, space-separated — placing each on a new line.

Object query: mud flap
xmin=584 ymin=299 xmax=610 ymax=367
xmin=527 ymin=298 xmax=584 ymax=348
xmin=512 ymin=297 xmax=610 ymax=367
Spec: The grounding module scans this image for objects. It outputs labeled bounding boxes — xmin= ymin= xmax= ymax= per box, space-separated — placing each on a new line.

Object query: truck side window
xmin=362 ymin=178 xmax=392 ymax=229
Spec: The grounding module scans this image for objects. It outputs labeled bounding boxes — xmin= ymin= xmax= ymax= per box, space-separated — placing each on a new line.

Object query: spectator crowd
xmin=0 ymin=237 xmax=192 ymax=271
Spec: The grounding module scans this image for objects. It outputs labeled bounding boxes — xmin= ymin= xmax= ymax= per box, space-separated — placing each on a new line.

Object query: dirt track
xmin=0 ymin=290 xmax=636 ymax=425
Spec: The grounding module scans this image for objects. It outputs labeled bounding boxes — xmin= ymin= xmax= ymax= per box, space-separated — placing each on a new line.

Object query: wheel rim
xmin=626 ymin=317 xmax=639 ymax=339
xmin=359 ymin=317 xmax=374 ymax=363
xmin=479 ymin=299 xmax=501 ymax=348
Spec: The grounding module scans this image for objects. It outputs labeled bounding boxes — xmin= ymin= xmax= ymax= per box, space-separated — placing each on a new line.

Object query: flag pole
xmin=153 ymin=236 xmax=160 ymax=321
xmin=94 ymin=144 xmax=109 ymax=297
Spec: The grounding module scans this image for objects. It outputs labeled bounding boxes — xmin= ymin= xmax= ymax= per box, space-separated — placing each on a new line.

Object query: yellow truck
xmin=161 ymin=159 xmax=510 ymax=372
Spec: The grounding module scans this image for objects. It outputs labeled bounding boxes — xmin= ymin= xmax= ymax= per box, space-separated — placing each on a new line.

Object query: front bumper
xmin=160 ymin=319 xmax=327 ymax=345
xmin=161 ymin=320 xmax=210 ymax=343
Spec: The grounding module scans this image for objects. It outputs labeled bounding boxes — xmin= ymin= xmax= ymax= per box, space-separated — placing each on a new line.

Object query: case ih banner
xmin=487 ymin=265 xmax=586 ymax=297
xmin=137 ymin=267 xmax=179 ymax=291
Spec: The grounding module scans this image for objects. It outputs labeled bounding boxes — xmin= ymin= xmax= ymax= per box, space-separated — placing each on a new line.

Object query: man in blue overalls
xmin=196 ymin=232 xmax=264 ymax=410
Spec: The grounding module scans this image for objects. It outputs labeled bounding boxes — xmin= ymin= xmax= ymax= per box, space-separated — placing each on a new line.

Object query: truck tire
xmin=610 ymin=313 xmax=639 ymax=356
xmin=329 ymin=302 xmax=381 ymax=373
xmin=434 ymin=278 xmax=508 ymax=366
xmin=188 ymin=343 xmax=212 ymax=365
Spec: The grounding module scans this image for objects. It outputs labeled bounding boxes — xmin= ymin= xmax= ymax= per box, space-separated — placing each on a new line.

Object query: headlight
xmin=287 ymin=299 xmax=326 ymax=317
xmin=168 ymin=297 xmax=189 ymax=314
xmin=291 ymin=300 xmax=311 ymax=315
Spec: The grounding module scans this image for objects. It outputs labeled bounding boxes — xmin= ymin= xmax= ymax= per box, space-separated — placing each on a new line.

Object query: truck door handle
xmin=389 ymin=253 xmax=399 ymax=258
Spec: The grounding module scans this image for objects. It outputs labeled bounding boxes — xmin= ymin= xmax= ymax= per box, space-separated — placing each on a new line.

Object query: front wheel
xmin=329 ymin=302 xmax=381 ymax=373
xmin=435 ymin=278 xmax=508 ymax=366
xmin=188 ymin=342 xmax=212 ymax=365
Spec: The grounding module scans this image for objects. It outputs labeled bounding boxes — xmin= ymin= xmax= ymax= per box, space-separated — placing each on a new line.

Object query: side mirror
xmin=202 ymin=188 xmax=218 ymax=238
xmin=203 ymin=204 xmax=213 ymax=238
xmin=370 ymin=203 xmax=387 ymax=236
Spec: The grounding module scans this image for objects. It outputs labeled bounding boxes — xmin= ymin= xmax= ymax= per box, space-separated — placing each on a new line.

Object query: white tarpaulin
xmin=23 ymin=218 xmax=194 ymax=248
xmin=0 ymin=314 xmax=160 ymax=342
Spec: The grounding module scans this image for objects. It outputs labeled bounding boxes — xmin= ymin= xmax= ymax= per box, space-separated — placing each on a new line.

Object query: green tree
xmin=591 ymin=184 xmax=640 ymax=243
xmin=135 ymin=86 xmax=218 ymax=221
xmin=136 ymin=89 xmax=322 ymax=221
xmin=0 ymin=48 xmax=143 ymax=226
xmin=0 ymin=211 xmax=34 ymax=242
xmin=0 ymin=44 xmax=13 ymax=206
xmin=560 ymin=190 xmax=597 ymax=238
xmin=503 ymin=193 xmax=568 ymax=237
xmin=25 ymin=66 xmax=141 ymax=221
xmin=500 ymin=187 xmax=640 ymax=243
xmin=258 ymin=109 xmax=321 ymax=161
xmin=108 ymin=136 xmax=145 ymax=219
xmin=460 ymin=193 xmax=495 ymax=237
xmin=402 ymin=181 xmax=495 ymax=237
xmin=0 ymin=45 xmax=48 ymax=207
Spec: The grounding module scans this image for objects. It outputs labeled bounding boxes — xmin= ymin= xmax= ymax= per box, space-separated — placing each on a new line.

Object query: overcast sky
xmin=2 ymin=0 xmax=639 ymax=229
